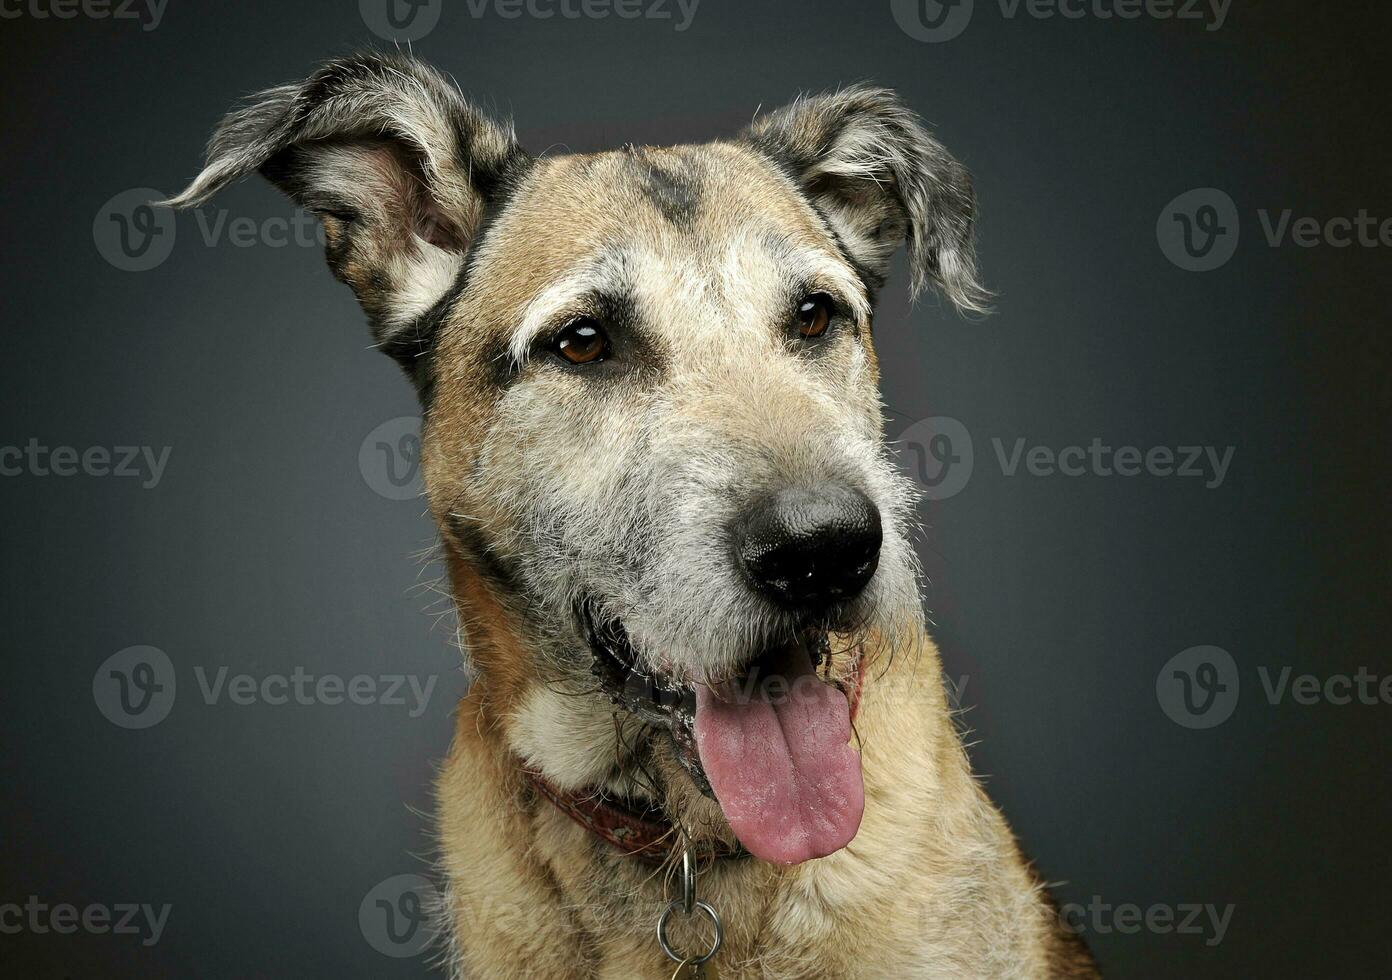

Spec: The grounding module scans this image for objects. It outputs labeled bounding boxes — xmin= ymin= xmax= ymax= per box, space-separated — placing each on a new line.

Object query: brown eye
xmin=796 ymin=294 xmax=833 ymax=339
xmin=554 ymin=318 xmax=609 ymax=364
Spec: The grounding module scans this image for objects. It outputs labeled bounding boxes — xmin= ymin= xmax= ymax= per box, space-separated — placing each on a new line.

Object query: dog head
xmin=168 ymin=53 xmax=985 ymax=865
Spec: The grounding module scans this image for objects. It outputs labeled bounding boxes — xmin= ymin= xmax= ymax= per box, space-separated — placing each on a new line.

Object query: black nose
xmin=735 ymin=485 xmax=882 ymax=609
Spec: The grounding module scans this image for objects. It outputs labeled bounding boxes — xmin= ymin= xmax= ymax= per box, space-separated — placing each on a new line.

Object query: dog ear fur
xmin=744 ymin=84 xmax=989 ymax=313
xmin=163 ymin=52 xmax=531 ymax=380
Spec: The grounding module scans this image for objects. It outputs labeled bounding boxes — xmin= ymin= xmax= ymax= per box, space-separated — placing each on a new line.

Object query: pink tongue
xmin=692 ymin=647 xmax=864 ymax=864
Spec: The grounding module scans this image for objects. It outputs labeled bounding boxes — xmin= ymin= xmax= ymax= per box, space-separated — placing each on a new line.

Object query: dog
xmin=167 ymin=53 xmax=1098 ymax=978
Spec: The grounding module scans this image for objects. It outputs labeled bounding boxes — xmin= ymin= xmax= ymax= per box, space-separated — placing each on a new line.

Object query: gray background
xmin=3 ymin=1 xmax=1389 ymax=976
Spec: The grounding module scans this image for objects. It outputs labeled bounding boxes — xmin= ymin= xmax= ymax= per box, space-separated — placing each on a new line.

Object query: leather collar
xmin=526 ymin=771 xmax=746 ymax=866
xmin=527 ymin=654 xmax=868 ymax=866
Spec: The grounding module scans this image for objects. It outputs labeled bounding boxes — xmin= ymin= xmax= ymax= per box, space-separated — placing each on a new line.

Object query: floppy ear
xmin=163 ymin=53 xmax=531 ymax=384
xmin=744 ymin=84 xmax=988 ymax=313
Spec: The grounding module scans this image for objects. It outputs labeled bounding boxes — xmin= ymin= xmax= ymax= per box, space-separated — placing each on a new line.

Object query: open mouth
xmin=580 ymin=603 xmax=865 ymax=865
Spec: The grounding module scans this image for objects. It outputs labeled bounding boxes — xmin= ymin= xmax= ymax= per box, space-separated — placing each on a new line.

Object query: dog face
xmin=433 ymin=144 xmax=910 ymax=676
xmin=170 ymin=53 xmax=985 ymax=859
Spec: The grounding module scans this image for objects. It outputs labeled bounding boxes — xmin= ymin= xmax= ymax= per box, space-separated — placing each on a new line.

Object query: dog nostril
xmin=736 ymin=484 xmax=882 ymax=609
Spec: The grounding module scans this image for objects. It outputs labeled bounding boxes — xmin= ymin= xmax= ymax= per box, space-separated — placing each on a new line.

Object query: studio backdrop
xmin=2 ymin=1 xmax=1388 ymax=977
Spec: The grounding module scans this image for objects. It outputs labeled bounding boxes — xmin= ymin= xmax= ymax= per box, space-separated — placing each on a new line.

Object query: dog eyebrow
xmin=506 ymin=236 xmax=869 ymax=370
xmin=770 ymin=242 xmax=872 ymax=324
xmin=506 ymin=253 xmax=631 ymax=368
xmin=723 ymin=233 xmax=873 ymax=325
